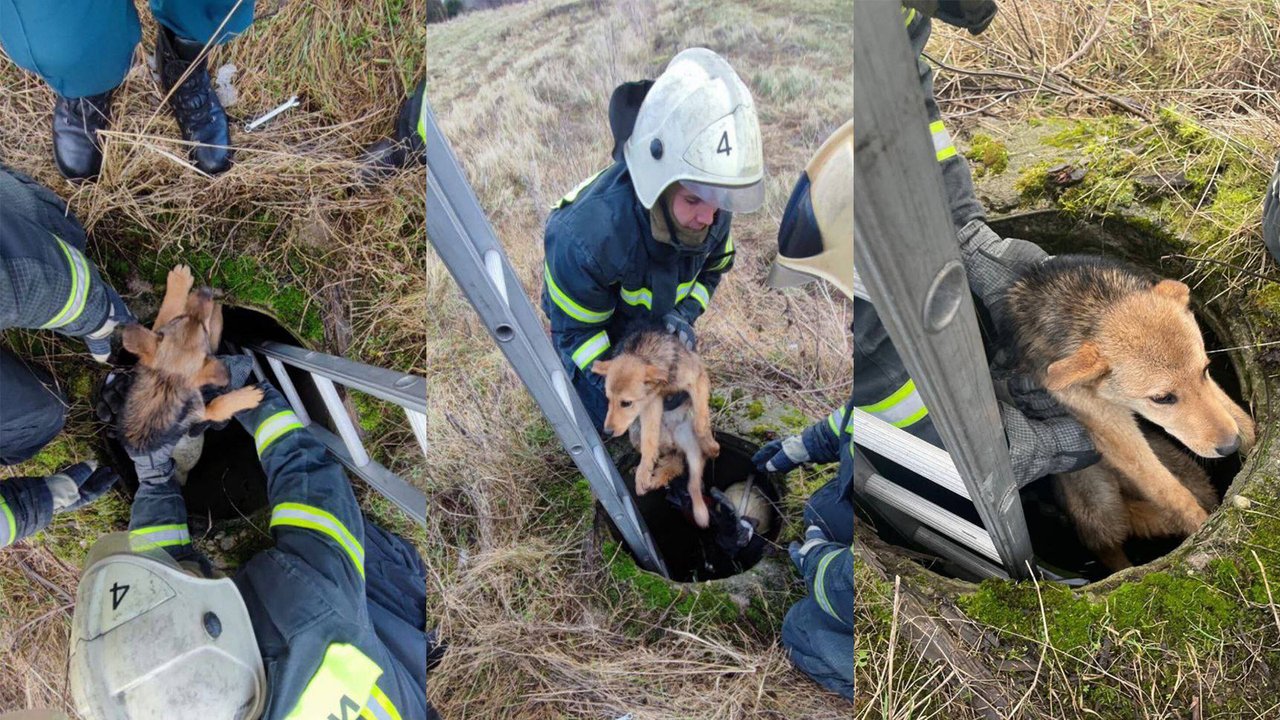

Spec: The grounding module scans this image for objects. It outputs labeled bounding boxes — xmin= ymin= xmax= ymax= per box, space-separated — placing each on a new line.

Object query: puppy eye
xmin=620 ymin=400 xmax=633 ymax=408
xmin=1151 ymin=393 xmax=1178 ymax=405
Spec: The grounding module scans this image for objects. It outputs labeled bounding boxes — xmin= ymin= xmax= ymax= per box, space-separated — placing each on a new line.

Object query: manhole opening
xmin=103 ymin=305 xmax=314 ymax=523
xmin=858 ymin=212 xmax=1259 ymax=583
xmin=600 ymin=432 xmax=785 ymax=583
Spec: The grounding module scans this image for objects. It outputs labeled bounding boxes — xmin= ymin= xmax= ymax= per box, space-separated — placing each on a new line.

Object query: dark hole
xmin=856 ymin=213 xmax=1256 ymax=583
xmin=600 ymin=432 xmax=785 ymax=582
xmin=103 ymin=306 xmax=311 ymax=524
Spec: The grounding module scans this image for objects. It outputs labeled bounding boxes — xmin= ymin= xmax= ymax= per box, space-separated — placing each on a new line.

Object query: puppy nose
xmin=1216 ymin=435 xmax=1241 ymax=457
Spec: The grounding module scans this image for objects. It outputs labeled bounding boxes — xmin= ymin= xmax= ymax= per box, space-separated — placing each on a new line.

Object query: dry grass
xmin=425 ymin=0 xmax=851 ymax=716
xmin=1 ymin=0 xmax=426 ymax=712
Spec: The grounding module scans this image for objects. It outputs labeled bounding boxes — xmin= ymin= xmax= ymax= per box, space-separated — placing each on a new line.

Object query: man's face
xmin=667 ymin=185 xmax=718 ymax=232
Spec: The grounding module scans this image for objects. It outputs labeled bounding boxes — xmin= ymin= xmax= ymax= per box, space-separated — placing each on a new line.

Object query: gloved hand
xmin=956 ymin=220 xmax=1049 ymax=337
xmin=94 ymin=368 xmax=179 ymax=482
xmin=193 ymin=354 xmax=255 ymax=433
xmin=999 ymin=400 xmax=1099 ymax=487
xmin=662 ymin=312 xmax=696 ymax=352
xmin=708 ymin=487 xmax=754 ymax=553
xmin=788 ymin=524 xmax=830 ymax=572
xmin=752 ymin=435 xmax=812 ymax=474
xmin=43 ymin=461 xmax=120 ymax=513
xmin=82 ymin=286 xmax=135 ymax=364
xmin=94 ymin=369 xmax=133 ymax=440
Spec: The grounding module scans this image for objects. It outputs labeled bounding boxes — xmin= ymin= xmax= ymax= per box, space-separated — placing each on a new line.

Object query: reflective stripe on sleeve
xmin=929 ymin=120 xmax=957 ymax=162
xmin=544 ymin=263 xmax=613 ymax=323
xmin=709 ymin=233 xmax=735 ymax=271
xmin=689 ymin=282 xmax=710 ymax=311
xmin=129 ymin=524 xmax=191 ymax=551
xmin=571 ymin=330 xmax=611 ymax=370
xmin=813 ymin=547 xmax=847 ymax=621
xmin=362 ymin=683 xmax=403 ymax=720
xmin=858 ymin=378 xmax=929 ymax=428
xmin=39 ymin=235 xmax=91 ymax=329
xmin=0 ymin=498 xmax=15 ymax=547
xmin=270 ymin=502 xmax=366 ymax=578
xmin=254 ymin=410 xmax=304 ymax=456
xmin=619 ymin=286 xmax=653 ymax=310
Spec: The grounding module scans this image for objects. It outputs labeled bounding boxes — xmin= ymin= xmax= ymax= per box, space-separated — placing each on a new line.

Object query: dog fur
xmin=1005 ymin=255 xmax=1255 ymax=557
xmin=592 ymin=330 xmax=720 ymax=528
xmin=121 ymin=265 xmax=263 ymax=453
xmin=1054 ymin=431 xmax=1218 ymax=571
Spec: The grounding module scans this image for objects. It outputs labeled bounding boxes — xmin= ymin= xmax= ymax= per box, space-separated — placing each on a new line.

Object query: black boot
xmin=52 ymin=89 xmax=115 ymax=181
xmin=155 ymin=27 xmax=232 ymax=174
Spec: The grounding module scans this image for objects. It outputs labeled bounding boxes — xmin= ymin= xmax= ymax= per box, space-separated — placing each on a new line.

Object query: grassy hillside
xmin=426 ymin=0 xmax=852 ymax=717
xmin=0 ymin=1 xmax=426 ymax=711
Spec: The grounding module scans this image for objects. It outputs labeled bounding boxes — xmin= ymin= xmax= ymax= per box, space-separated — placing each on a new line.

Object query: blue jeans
xmin=0 ymin=0 xmax=255 ymax=98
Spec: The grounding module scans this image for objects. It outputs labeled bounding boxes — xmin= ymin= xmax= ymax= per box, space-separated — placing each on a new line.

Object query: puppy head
xmin=1045 ymin=280 xmax=1244 ymax=458
xmin=123 ymin=288 xmax=227 ymax=389
xmin=592 ymin=356 xmax=667 ymax=438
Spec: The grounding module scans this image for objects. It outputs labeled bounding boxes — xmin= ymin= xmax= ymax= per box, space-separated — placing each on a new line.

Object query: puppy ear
xmin=643 ymin=364 xmax=668 ymax=387
xmin=193 ymin=357 xmax=230 ymax=388
xmin=1152 ymin=279 xmax=1191 ymax=307
xmin=122 ymin=324 xmax=158 ymax=365
xmin=590 ymin=360 xmax=611 ymax=376
xmin=1045 ymin=342 xmax=1108 ymax=392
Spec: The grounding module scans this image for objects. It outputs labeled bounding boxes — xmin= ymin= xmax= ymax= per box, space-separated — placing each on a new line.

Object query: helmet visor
xmin=680 ymin=179 xmax=766 ymax=213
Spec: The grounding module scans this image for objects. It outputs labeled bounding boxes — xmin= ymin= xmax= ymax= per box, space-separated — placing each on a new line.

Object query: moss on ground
xmin=965 ymin=133 xmax=1009 ymax=176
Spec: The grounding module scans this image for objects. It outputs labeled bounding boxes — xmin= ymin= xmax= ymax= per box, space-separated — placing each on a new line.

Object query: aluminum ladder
xmin=422 ymin=100 xmax=670 ymax=577
xmin=237 ymin=340 xmax=429 ymax=527
xmin=853 ymin=0 xmax=1034 ymax=580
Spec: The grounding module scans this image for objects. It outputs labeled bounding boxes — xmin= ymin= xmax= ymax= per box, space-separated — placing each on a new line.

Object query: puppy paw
xmin=1182 ymin=505 xmax=1209 ymax=534
xmin=168 ymin=265 xmax=194 ymax=294
xmin=693 ymin=501 xmax=710 ymax=528
xmin=701 ymin=439 xmax=721 ymax=459
xmin=243 ymin=386 xmax=265 ymax=409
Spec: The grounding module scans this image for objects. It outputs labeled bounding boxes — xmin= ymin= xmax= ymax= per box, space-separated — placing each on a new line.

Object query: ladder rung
xmin=854 ymin=408 xmax=969 ymax=500
xmin=864 ymin=472 xmax=1000 ymax=563
xmin=266 ymin=357 xmax=313 ymax=427
xmin=406 ymin=409 xmax=427 ymax=457
xmin=312 ymin=375 xmax=371 ymax=467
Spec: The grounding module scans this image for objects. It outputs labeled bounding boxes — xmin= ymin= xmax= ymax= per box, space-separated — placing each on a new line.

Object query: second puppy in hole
xmin=593 ymin=329 xmax=720 ymax=527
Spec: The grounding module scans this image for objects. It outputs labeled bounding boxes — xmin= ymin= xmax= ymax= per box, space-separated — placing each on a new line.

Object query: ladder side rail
xmin=265 ymin=356 xmax=314 ymax=427
xmin=306 ymin=423 xmax=428 ymax=526
xmin=246 ymin=341 xmax=427 ymax=414
xmin=423 ymin=100 xmax=669 ymax=577
xmin=854 ymin=0 xmax=1033 ymax=579
xmin=312 ymin=375 xmax=372 ymax=467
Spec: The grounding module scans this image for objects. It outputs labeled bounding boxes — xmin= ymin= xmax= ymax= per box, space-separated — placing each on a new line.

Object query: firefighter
xmin=0 ymin=165 xmax=130 ymax=549
xmin=0 ymin=0 xmax=253 ymax=180
xmin=540 ymin=47 xmax=765 ymax=430
xmin=75 ymin=378 xmax=436 ymax=720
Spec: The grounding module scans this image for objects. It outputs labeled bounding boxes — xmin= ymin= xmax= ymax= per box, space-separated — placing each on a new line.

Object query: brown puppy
xmin=121 ymin=265 xmax=263 ymax=453
xmin=592 ymin=330 xmax=720 ymax=527
xmin=1054 ymin=431 xmax=1218 ymax=571
xmin=1006 ymin=255 xmax=1254 ymax=541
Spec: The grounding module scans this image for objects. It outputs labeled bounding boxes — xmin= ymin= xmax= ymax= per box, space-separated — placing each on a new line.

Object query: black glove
xmin=94 ymin=369 xmax=134 ymax=440
xmin=708 ymin=488 xmax=754 ymax=554
xmin=192 ymin=354 xmax=256 ymax=433
xmin=662 ymin=312 xmax=696 ymax=351
xmin=1000 ymin=401 xmax=1099 ymax=487
xmin=956 ymin=220 xmax=1049 ymax=338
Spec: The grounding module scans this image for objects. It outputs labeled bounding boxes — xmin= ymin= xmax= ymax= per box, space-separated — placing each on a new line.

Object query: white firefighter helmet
xmin=768 ymin=120 xmax=853 ymax=300
xmin=623 ymin=47 xmax=765 ymax=212
xmin=69 ymin=533 xmax=266 ymax=720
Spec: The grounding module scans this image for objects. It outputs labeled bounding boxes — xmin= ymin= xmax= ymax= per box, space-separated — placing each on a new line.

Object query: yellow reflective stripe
xmin=364 ymin=683 xmax=403 ymax=720
xmin=284 ymin=643 xmax=383 ymax=720
xmin=690 ymin=282 xmax=710 ymax=310
xmin=40 ymin=235 xmax=91 ymax=329
xmin=554 ymin=168 xmax=607 ymax=209
xmin=270 ymin=502 xmax=366 ymax=579
xmin=709 ymin=233 xmax=735 ymax=271
xmin=676 ymin=279 xmax=696 ymax=303
xmin=858 ymin=379 xmax=929 ymax=427
xmin=902 ymin=6 xmax=917 ymax=25
xmin=571 ymin=330 xmax=611 ymax=370
xmin=417 ymin=89 xmax=427 ymax=144
xmin=129 ymin=524 xmax=191 ymax=550
xmin=619 ymin=286 xmax=653 ymax=310
xmin=0 ymin=497 xmax=15 ymax=547
xmin=254 ymin=410 xmax=304 ymax=456
xmin=929 ymin=119 xmax=956 ymax=162
xmin=813 ymin=547 xmax=845 ymax=621
xmin=826 ymin=406 xmax=847 ymax=435
xmin=543 ymin=263 xmax=613 ymax=323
